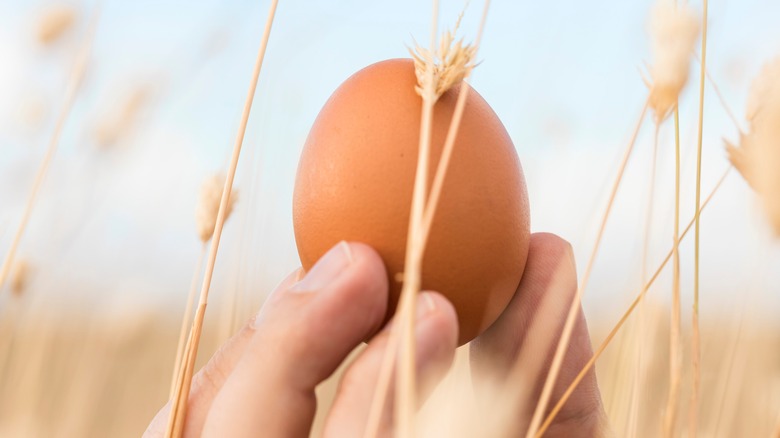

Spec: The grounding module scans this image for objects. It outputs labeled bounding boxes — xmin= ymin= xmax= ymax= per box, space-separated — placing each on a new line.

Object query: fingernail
xmin=289 ymin=241 xmax=353 ymax=293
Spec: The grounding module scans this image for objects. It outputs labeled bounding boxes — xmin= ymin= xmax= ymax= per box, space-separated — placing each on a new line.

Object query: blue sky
xmin=0 ymin=0 xmax=779 ymax=325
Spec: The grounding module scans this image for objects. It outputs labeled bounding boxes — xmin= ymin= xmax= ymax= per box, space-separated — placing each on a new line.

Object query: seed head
xmin=35 ymin=5 xmax=76 ymax=45
xmin=10 ymin=259 xmax=30 ymax=297
xmin=745 ymin=57 xmax=780 ymax=123
xmin=647 ymin=1 xmax=700 ymax=122
xmin=727 ymin=57 xmax=780 ymax=234
xmin=196 ymin=173 xmax=238 ymax=242
xmin=93 ymin=85 xmax=152 ymax=148
xmin=410 ymin=11 xmax=476 ymax=101
xmin=725 ymin=136 xmax=754 ymax=189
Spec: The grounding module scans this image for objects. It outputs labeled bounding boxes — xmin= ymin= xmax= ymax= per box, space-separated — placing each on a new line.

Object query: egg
xmin=293 ymin=58 xmax=530 ymax=344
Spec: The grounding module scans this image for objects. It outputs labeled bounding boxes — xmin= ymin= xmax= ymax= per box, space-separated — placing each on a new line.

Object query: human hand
xmin=470 ymin=233 xmax=608 ymax=437
xmin=144 ymin=235 xmax=606 ymax=437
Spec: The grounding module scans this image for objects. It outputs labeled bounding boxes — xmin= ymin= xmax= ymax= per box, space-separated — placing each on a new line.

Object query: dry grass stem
xmin=527 ymin=100 xmax=650 ymax=438
xmin=363 ymin=315 xmax=401 ymax=438
xmin=697 ymin=53 xmax=744 ymax=133
xmin=0 ymin=5 xmax=100 ymax=293
xmin=392 ymin=3 xmax=494 ymax=436
xmin=36 ymin=4 xmax=76 ymax=45
xmin=648 ymin=1 xmax=700 ymax=122
xmin=500 ymin=254 xmax=582 ymax=435
xmin=690 ymin=3 xmax=709 ymax=434
xmin=712 ymin=299 xmax=748 ymax=435
xmin=2 ymin=1 xmax=777 ymax=437
xmin=627 ymin=123 xmax=661 ymax=437
xmin=421 ymin=0 xmax=490 ymax=244
xmin=165 ymin=1 xmax=279 ymax=435
xmin=537 ymin=166 xmax=732 ymax=437
xmin=196 ymin=173 xmax=238 ymax=243
xmin=169 ymin=245 xmax=206 ymax=399
xmin=393 ymin=1 xmax=440 ymax=434
xmin=664 ymin=107 xmax=683 ymax=437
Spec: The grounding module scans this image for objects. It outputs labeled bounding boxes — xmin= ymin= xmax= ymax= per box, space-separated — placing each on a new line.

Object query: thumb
xmin=470 ymin=233 xmax=608 ymax=437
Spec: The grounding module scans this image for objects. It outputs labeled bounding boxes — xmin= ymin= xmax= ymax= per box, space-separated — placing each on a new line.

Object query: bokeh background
xmin=1 ymin=0 xmax=779 ymax=436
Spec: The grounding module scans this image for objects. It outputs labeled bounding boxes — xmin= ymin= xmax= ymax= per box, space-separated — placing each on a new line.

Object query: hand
xmin=144 ymin=234 xmax=606 ymax=437
xmin=470 ymin=233 xmax=608 ymax=437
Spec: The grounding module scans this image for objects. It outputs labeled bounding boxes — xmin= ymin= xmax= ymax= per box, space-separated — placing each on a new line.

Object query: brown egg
xmin=293 ymin=58 xmax=530 ymax=344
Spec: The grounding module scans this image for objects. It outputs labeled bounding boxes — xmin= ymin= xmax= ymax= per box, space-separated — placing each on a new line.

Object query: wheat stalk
xmin=392 ymin=2 xmax=440 ymax=435
xmin=712 ymin=294 xmax=749 ymax=436
xmin=165 ymin=1 xmax=279 ymax=436
xmin=664 ymin=106 xmax=684 ymax=438
xmin=690 ymin=2 xmax=709 ymax=435
xmin=627 ymin=123 xmax=661 ymax=437
xmin=536 ymin=166 xmax=733 ymax=437
xmin=0 ymin=4 xmax=101 ymax=293
xmin=642 ymin=3 xmax=702 ymax=433
xmin=421 ymin=3 xmax=488 ymax=245
xmin=525 ymin=99 xmax=649 ymax=438
xmin=364 ymin=1 xmax=490 ymax=437
xmin=696 ymin=53 xmax=743 ymax=134
xmin=169 ymin=245 xmax=206 ymax=399
xmin=169 ymin=174 xmax=237 ymax=398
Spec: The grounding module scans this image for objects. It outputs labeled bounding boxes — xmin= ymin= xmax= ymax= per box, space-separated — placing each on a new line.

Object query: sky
xmin=0 ymin=0 xmax=779 ymax=328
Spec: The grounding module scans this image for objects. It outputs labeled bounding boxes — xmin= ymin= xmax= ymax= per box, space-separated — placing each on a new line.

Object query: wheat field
xmin=1 ymin=0 xmax=779 ymax=437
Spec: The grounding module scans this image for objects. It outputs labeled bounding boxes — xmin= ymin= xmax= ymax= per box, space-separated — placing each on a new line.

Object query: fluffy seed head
xmin=10 ymin=259 xmax=30 ymax=297
xmin=725 ymin=137 xmax=754 ymax=188
xmin=93 ymin=85 xmax=152 ymax=148
xmin=648 ymin=1 xmax=700 ymax=122
xmin=196 ymin=173 xmax=238 ymax=242
xmin=745 ymin=57 xmax=780 ymax=123
xmin=35 ymin=5 xmax=76 ymax=45
xmin=410 ymin=12 xmax=476 ymax=101
xmin=727 ymin=57 xmax=780 ymax=234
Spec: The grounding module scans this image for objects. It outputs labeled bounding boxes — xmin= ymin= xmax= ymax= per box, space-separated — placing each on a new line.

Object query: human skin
xmin=144 ymin=233 xmax=607 ymax=437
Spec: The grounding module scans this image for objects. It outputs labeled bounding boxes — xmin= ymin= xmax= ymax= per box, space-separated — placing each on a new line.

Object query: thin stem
xmin=363 ymin=318 xmax=401 ymax=438
xmin=421 ymin=0 xmax=491 ymax=244
xmin=394 ymin=2 xmax=438 ymax=436
xmin=627 ymin=122 xmax=661 ymax=437
xmin=536 ymin=167 xmax=732 ymax=438
xmin=695 ymin=52 xmax=743 ymax=134
xmin=368 ymin=4 xmax=491 ymax=436
xmin=712 ymin=300 xmax=746 ymax=436
xmin=691 ymin=2 xmax=709 ymax=436
xmin=169 ymin=244 xmax=206 ymax=399
xmin=171 ymin=304 xmax=206 ymax=437
xmin=166 ymin=316 xmax=194 ymax=433
xmin=165 ymin=1 xmax=279 ymax=436
xmin=0 ymin=5 xmax=101 ymax=291
xmin=525 ymin=100 xmax=649 ymax=438
xmin=664 ymin=107 xmax=683 ymax=437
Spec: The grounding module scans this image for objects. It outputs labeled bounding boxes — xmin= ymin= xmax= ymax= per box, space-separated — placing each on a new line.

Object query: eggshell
xmin=293 ymin=58 xmax=530 ymax=344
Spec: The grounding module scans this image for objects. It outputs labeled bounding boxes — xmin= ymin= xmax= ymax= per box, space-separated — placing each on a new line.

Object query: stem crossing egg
xmin=293 ymin=58 xmax=530 ymax=344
